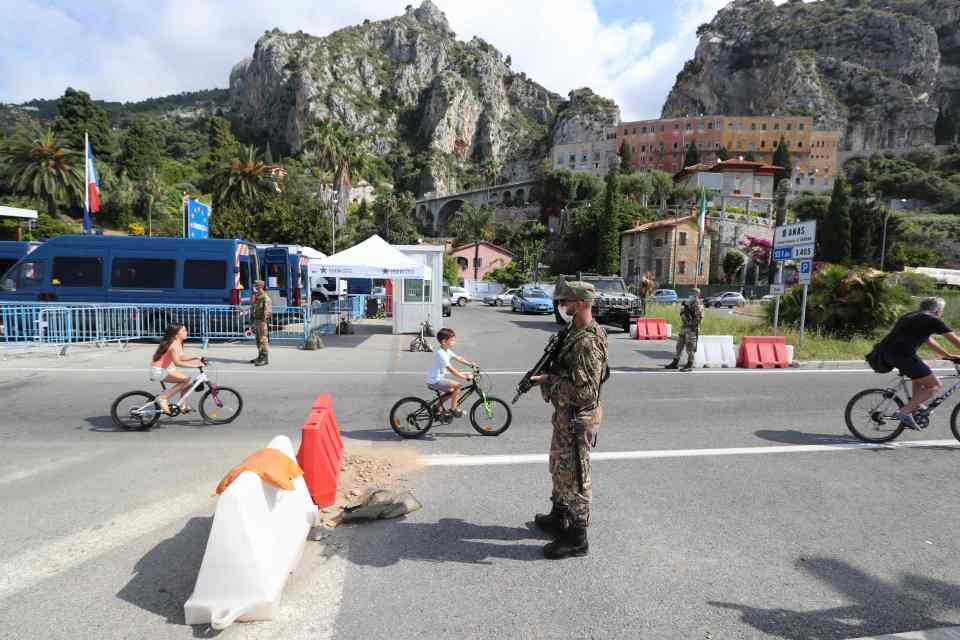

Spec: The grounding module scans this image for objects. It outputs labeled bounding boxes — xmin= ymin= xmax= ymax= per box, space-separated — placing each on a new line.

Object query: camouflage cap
xmin=556 ymin=280 xmax=598 ymax=301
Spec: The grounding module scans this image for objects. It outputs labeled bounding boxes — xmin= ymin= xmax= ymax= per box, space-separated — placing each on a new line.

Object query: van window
xmin=184 ymin=260 xmax=227 ymax=289
xmin=111 ymin=258 xmax=176 ymax=289
xmin=0 ymin=259 xmax=17 ymax=276
xmin=265 ymin=261 xmax=287 ymax=291
xmin=239 ymin=257 xmax=251 ymax=290
xmin=5 ymin=261 xmax=43 ymax=289
xmin=53 ymin=257 xmax=102 ymax=287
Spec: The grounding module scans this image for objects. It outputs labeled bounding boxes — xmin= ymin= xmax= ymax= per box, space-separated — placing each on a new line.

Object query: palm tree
xmin=333 ymin=134 xmax=370 ymax=226
xmin=305 ymin=117 xmax=343 ymax=209
xmin=1 ymin=124 xmax=82 ymax=218
xmin=213 ymin=145 xmax=273 ymax=208
xmin=137 ymin=167 xmax=165 ymax=236
xmin=480 ymin=159 xmax=501 ymax=204
xmin=452 ymin=202 xmax=495 ymax=283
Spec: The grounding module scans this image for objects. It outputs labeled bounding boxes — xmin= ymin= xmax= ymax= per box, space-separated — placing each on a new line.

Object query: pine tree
xmin=618 ymin=140 xmax=633 ymax=174
xmin=935 ymin=106 xmax=957 ymax=145
xmin=119 ymin=116 xmax=162 ymax=181
xmin=596 ymin=168 xmax=620 ymax=275
xmin=744 ymin=150 xmax=756 ymax=161
xmin=52 ymin=88 xmax=116 ymax=160
xmin=823 ymin=172 xmax=852 ymax=263
xmin=717 ymin=146 xmax=730 ymax=161
xmin=772 ymin=136 xmax=793 ymax=190
xmin=684 ymin=141 xmax=700 ymax=167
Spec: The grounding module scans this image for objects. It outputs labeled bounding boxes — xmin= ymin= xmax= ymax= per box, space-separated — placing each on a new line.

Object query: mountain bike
xmin=409 ymin=319 xmax=434 ymax=352
xmin=389 ymin=366 xmax=512 ymax=438
xmin=110 ymin=361 xmax=243 ymax=431
xmin=844 ymin=359 xmax=960 ymax=443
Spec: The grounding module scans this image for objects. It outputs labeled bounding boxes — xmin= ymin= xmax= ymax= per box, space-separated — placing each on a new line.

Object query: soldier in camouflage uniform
xmin=250 ymin=279 xmax=272 ymax=367
xmin=665 ymin=287 xmax=704 ymax=372
xmin=530 ymin=281 xmax=609 ymax=559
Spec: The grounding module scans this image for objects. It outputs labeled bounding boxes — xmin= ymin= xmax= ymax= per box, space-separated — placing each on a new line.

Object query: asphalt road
xmin=1 ymin=304 xmax=960 ymax=639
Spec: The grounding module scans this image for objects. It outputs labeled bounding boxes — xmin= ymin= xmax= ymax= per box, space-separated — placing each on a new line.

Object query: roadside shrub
xmin=768 ymin=264 xmax=911 ymax=337
xmin=887 ymin=271 xmax=937 ymax=296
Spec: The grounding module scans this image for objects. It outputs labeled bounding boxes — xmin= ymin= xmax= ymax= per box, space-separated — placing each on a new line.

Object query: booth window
xmin=184 ymin=260 xmax=227 ymax=289
xmin=53 ymin=257 xmax=102 ymax=287
xmin=111 ymin=258 xmax=176 ymax=289
xmin=404 ymin=279 xmax=432 ymax=303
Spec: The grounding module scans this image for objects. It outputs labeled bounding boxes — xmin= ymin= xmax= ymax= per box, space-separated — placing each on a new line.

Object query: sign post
xmin=772 ymin=220 xmax=817 ymax=347
xmin=185 ymin=198 xmax=211 ymax=239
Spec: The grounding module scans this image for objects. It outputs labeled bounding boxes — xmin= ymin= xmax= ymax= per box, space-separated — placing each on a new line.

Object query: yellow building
xmin=620 ymin=214 xmax=711 ymax=286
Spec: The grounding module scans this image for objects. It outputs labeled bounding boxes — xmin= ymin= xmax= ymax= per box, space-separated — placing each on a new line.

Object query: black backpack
xmin=865 ymin=344 xmax=893 ymax=374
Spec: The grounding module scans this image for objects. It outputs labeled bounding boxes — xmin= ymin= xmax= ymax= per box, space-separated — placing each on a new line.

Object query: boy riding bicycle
xmin=426 ymin=328 xmax=477 ymax=417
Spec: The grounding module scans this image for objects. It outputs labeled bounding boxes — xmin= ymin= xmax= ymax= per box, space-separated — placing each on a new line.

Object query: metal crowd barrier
xmin=0 ymin=296 xmax=371 ymax=349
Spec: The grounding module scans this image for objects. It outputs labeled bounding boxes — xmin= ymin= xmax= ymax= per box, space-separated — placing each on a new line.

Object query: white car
xmin=483 ymin=288 xmax=518 ymax=306
xmin=450 ymin=287 xmax=472 ymax=306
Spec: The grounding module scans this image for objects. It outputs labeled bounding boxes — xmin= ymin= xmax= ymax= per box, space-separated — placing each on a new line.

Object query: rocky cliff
xmin=662 ymin=0 xmax=960 ymax=153
xmin=228 ymin=1 xmax=581 ymax=196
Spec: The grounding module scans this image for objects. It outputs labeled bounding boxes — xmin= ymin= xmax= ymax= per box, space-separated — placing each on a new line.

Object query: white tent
xmin=309 ymin=235 xmax=424 ymax=279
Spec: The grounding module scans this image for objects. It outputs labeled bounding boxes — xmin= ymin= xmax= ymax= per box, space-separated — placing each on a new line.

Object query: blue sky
xmin=0 ymin=0 xmax=742 ymax=120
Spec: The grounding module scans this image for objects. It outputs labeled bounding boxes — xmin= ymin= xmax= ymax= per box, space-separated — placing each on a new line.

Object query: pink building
xmin=448 ymin=240 xmax=514 ymax=282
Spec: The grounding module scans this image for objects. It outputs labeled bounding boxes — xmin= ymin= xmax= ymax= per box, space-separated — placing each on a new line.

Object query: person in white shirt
xmin=425 ymin=328 xmax=477 ymax=417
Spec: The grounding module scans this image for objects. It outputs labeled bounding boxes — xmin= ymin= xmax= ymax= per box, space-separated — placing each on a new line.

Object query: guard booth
xmin=394 ymin=244 xmax=444 ymax=334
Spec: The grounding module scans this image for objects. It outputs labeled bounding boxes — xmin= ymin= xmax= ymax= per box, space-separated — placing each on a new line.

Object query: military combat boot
xmin=543 ymin=525 xmax=588 ymax=559
xmin=255 ymin=353 xmax=269 ymax=367
xmin=663 ymin=359 xmax=679 ymax=369
xmin=534 ymin=502 xmax=566 ymax=537
xmin=680 ymin=359 xmax=694 ymax=372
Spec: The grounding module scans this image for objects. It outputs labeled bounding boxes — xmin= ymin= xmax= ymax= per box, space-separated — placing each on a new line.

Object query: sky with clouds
xmin=0 ymin=0 xmax=747 ymax=120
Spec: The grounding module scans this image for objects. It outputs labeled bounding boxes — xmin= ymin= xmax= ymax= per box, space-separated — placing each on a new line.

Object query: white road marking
xmin=0 ymin=453 xmax=99 ymax=487
xmin=0 ymin=489 xmax=212 ymax=601
xmin=422 ymin=439 xmax=960 ymax=467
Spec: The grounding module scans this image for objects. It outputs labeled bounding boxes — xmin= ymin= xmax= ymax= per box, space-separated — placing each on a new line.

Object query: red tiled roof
xmin=448 ymin=239 xmax=515 ymax=257
xmin=622 ymin=214 xmax=697 ymax=235
xmin=674 ymin=158 xmax=782 ymax=180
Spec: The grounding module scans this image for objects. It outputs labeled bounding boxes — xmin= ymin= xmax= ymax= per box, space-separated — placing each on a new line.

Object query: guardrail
xmin=0 ymin=295 xmax=370 ymax=349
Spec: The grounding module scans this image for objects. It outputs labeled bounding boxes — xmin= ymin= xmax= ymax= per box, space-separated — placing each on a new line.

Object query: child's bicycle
xmin=409 ymin=319 xmax=434 ymax=352
xmin=389 ymin=366 xmax=512 ymax=438
xmin=110 ymin=360 xmax=244 ymax=431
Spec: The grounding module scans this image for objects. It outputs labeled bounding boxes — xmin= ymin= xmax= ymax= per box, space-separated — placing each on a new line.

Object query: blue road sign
xmin=773 ymin=247 xmax=792 ymax=262
xmin=187 ymin=199 xmax=210 ymax=239
xmin=799 ymin=259 xmax=813 ymax=283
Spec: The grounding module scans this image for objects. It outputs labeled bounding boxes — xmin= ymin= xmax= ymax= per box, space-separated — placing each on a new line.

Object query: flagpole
xmin=84 ymin=132 xmax=89 ymax=234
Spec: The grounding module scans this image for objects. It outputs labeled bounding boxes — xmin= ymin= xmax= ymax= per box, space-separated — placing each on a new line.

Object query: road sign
xmin=770 ymin=284 xmax=785 ymax=295
xmin=793 ymin=243 xmax=815 ymax=260
xmin=774 ymin=220 xmax=817 ymax=248
xmin=187 ymin=199 xmax=210 ymax=239
xmin=773 ymin=247 xmax=792 ymax=262
xmin=798 ymin=259 xmax=813 ymax=283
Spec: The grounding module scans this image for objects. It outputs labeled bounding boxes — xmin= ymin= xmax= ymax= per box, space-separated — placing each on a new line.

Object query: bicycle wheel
xmin=389 ymin=397 xmax=434 ymax=438
xmin=111 ymin=391 xmax=161 ymax=431
xmin=469 ymin=396 xmax=513 ymax=436
xmin=845 ymin=388 xmax=905 ymax=443
xmin=200 ymin=386 xmax=244 ymax=424
xmin=949 ymin=404 xmax=960 ymax=443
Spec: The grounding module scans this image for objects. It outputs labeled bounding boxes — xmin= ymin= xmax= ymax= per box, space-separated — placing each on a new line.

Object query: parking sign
xmin=798 ymin=259 xmax=813 ymax=283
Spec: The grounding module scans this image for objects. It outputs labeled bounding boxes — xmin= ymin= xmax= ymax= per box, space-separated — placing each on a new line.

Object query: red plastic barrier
xmin=296 ymin=394 xmax=345 ymax=507
xmin=737 ymin=336 xmax=790 ymax=369
xmin=635 ymin=317 xmax=668 ymax=340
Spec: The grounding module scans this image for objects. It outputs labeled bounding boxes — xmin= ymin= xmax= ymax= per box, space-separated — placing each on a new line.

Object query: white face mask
xmin=562 ymin=303 xmax=577 ymax=319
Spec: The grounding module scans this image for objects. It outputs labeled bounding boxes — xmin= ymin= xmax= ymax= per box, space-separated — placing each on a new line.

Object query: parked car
xmin=512 ymin=285 xmax=555 ymax=314
xmin=483 ymin=288 xmax=518 ymax=306
xmin=442 ymin=285 xmax=452 ymax=317
xmin=650 ymin=289 xmax=679 ymax=304
xmin=704 ymin=291 xmax=747 ymax=308
xmin=761 ymin=293 xmax=778 ymax=303
xmin=449 ymin=286 xmax=471 ymax=306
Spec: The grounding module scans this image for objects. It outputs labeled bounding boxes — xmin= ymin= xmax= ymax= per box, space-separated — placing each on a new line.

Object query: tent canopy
xmin=309 ymin=235 xmax=425 ymax=279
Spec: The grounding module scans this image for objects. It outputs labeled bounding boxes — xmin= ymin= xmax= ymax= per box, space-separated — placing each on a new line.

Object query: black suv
xmin=553 ymin=273 xmax=642 ymax=332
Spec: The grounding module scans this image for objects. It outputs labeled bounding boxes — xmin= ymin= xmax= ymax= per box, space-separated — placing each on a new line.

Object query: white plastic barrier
xmin=692 ymin=335 xmax=737 ymax=368
xmin=667 ymin=323 xmax=672 ymax=338
xmin=786 ymin=344 xmax=795 ymax=365
xmin=184 ymin=436 xmax=319 ymax=630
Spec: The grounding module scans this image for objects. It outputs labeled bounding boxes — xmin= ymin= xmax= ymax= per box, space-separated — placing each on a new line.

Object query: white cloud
xmin=0 ymin=0 xmax=783 ymax=121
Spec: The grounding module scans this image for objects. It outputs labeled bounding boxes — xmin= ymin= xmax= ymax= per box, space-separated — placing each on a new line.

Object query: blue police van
xmin=0 ymin=235 xmax=260 ymax=305
xmin=257 ymin=244 xmax=310 ymax=310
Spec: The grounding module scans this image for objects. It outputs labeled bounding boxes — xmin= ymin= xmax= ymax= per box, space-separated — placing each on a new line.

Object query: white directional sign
xmin=774 ymin=220 xmax=817 ymax=248
xmin=770 ymin=284 xmax=785 ymax=295
xmin=793 ymin=244 xmax=815 ymax=260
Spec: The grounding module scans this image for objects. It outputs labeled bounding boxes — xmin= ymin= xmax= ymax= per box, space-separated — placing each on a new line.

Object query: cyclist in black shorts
xmin=876 ymin=297 xmax=960 ymax=429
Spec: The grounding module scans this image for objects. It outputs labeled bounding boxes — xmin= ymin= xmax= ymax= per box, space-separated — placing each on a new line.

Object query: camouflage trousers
xmin=674 ymin=328 xmax=698 ymax=362
xmin=253 ymin=321 xmax=269 ymax=357
xmin=549 ymin=405 xmax=600 ymax=527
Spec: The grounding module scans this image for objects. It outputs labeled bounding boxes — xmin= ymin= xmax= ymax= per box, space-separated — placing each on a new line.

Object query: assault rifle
xmin=512 ymin=321 xmax=572 ymax=404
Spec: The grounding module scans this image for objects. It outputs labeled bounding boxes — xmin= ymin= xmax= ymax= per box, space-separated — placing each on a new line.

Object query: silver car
xmin=483 ymin=288 xmax=518 ymax=306
xmin=704 ymin=291 xmax=747 ymax=308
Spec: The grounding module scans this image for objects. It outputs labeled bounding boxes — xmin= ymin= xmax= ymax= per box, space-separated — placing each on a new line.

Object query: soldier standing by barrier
xmin=250 ymin=279 xmax=272 ymax=367
xmin=665 ymin=287 xmax=703 ymax=372
xmin=528 ymin=281 xmax=609 ymax=560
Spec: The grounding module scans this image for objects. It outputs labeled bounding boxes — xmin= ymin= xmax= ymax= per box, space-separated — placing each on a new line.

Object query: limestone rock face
xmin=662 ymin=0 xmax=960 ymax=153
xmin=228 ymin=0 xmax=577 ymax=195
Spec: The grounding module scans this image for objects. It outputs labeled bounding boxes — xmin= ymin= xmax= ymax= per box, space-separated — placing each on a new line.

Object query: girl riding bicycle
xmin=152 ymin=323 xmax=205 ymax=414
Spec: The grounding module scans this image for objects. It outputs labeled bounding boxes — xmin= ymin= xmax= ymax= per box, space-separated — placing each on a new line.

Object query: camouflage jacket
xmin=542 ymin=320 xmax=609 ymax=412
xmin=680 ymin=299 xmax=704 ymax=330
xmin=252 ymin=291 xmax=272 ymax=322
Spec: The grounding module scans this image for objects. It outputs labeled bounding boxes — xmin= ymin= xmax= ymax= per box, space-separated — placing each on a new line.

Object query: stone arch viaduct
xmin=414 ymin=179 xmax=537 ymax=232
